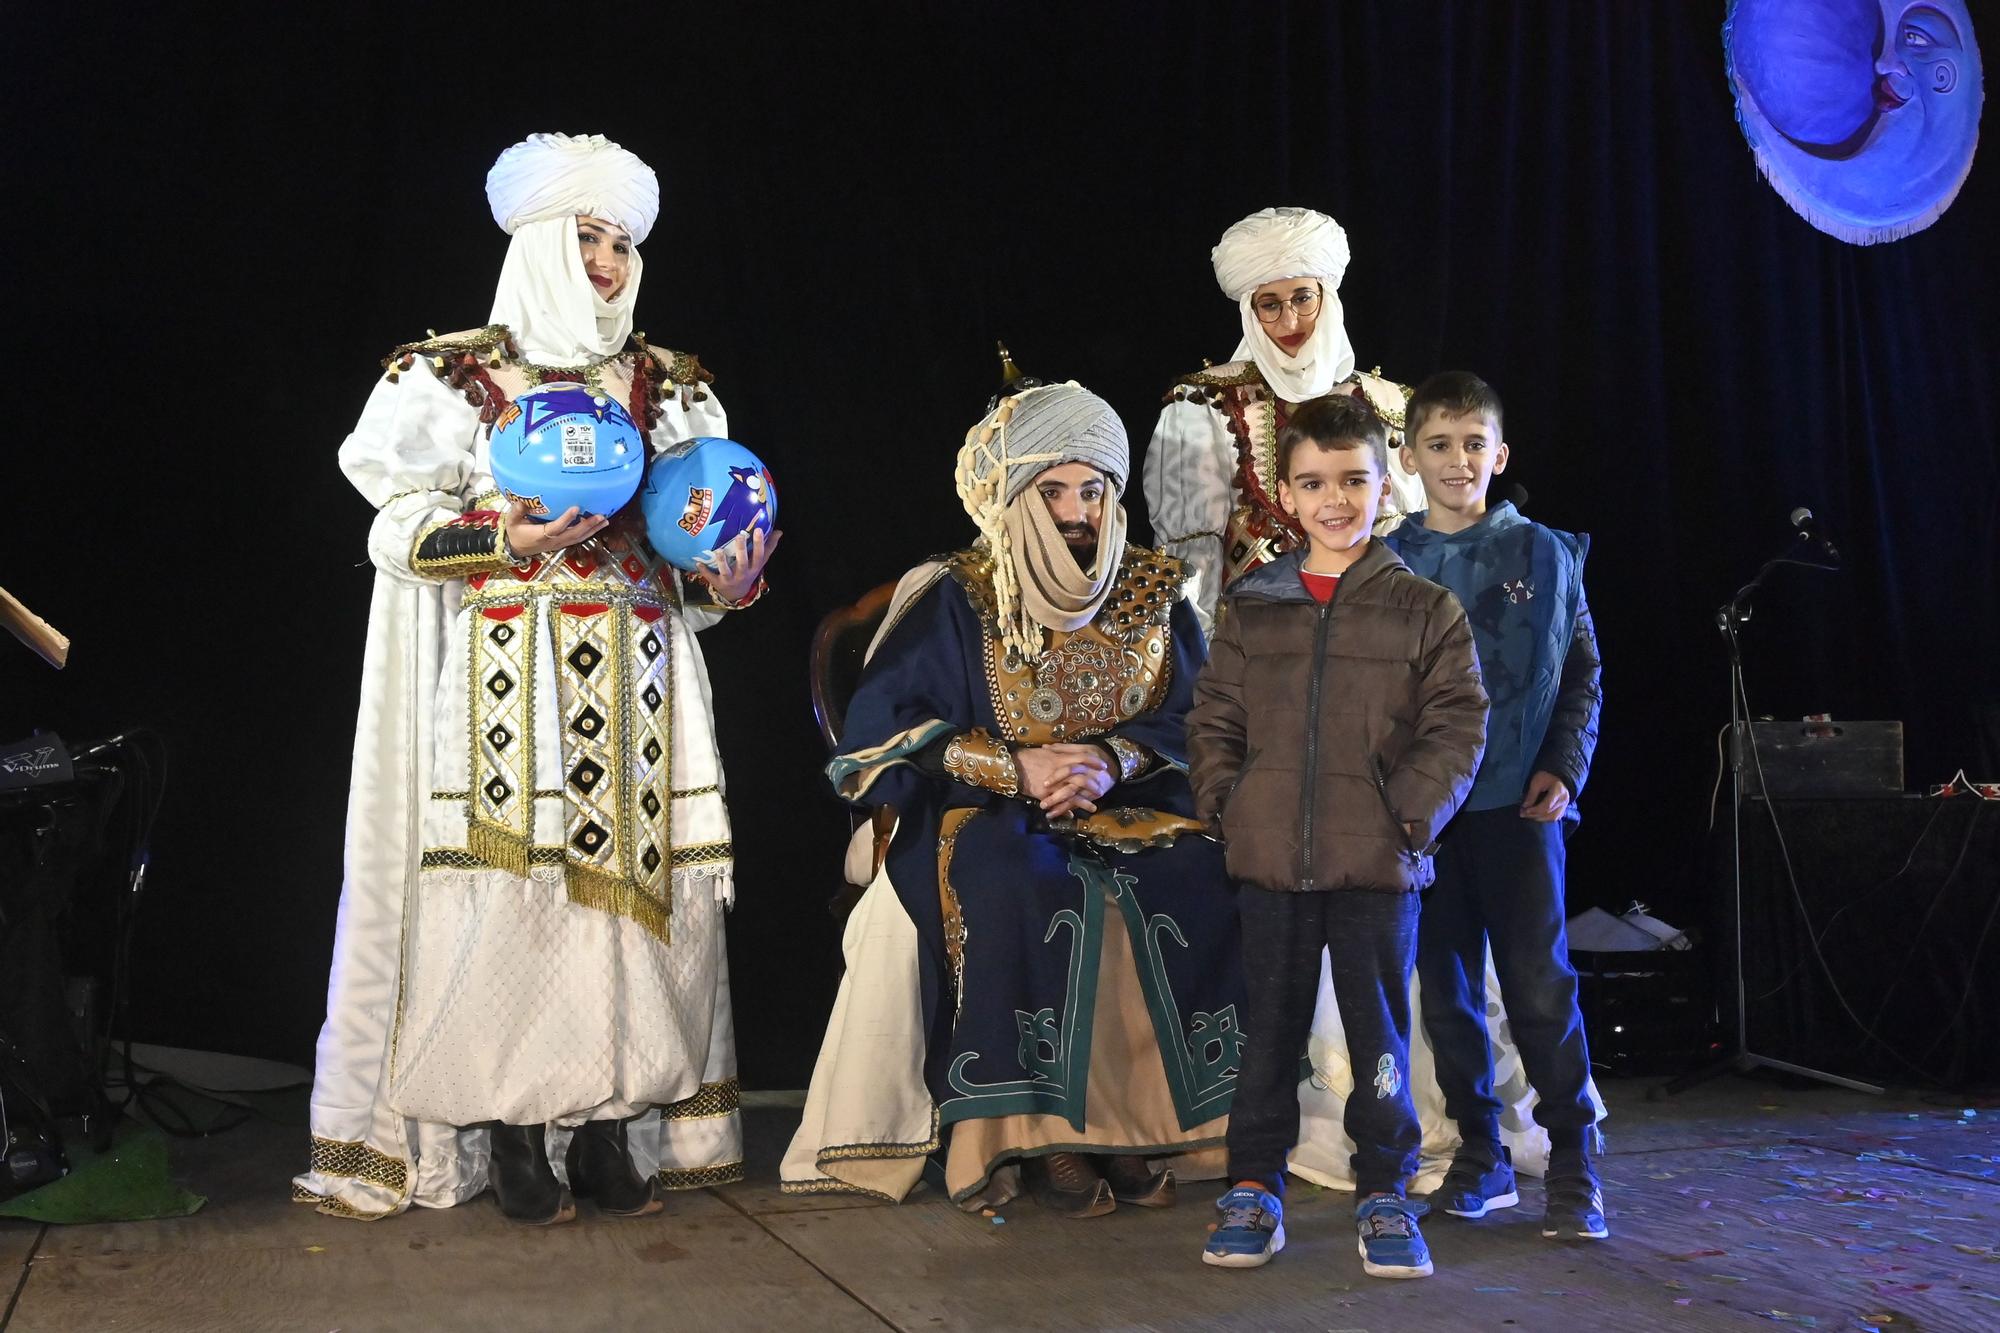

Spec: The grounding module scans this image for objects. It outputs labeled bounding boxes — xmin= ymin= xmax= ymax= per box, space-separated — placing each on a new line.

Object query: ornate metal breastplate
xmin=949 ymin=545 xmax=1184 ymax=745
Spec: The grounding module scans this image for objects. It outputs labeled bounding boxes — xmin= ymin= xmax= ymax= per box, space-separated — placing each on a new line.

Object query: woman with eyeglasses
xmin=1141 ymin=207 xmax=1423 ymax=635
xmin=1144 ymin=207 xmax=1605 ymax=1211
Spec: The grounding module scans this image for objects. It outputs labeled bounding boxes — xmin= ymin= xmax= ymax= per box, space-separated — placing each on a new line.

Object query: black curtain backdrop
xmin=4 ymin=3 xmax=1995 ymax=1089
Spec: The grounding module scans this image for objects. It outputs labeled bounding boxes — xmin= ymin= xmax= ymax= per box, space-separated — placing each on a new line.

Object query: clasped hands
xmin=1015 ymin=743 xmax=1115 ymax=818
xmin=503 ymin=503 xmax=781 ymax=605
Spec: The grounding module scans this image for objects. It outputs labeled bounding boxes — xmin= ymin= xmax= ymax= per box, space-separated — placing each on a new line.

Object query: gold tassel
xmin=564 ymin=860 xmax=672 ymax=944
xmin=466 ymin=820 xmax=531 ymax=877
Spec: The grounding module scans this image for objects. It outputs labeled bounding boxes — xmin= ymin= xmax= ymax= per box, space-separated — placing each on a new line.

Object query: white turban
xmin=486 ymin=132 xmax=660 ymax=244
xmin=1210 ymin=206 xmax=1357 ymax=402
xmin=485 ymin=134 xmax=658 ymax=364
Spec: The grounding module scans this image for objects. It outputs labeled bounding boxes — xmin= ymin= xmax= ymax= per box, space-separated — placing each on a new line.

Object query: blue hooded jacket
xmin=1384 ymin=501 xmax=1601 ymax=815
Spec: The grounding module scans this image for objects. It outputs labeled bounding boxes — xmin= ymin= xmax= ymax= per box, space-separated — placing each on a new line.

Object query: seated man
xmin=783 ymin=382 xmax=1245 ymax=1217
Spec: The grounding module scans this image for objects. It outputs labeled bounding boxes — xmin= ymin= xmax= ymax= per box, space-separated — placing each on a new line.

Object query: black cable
xmin=1857 ymin=801 xmax=1985 ymax=1034
xmin=1915 ymin=810 xmax=2000 ymax=1070
xmin=1733 ymin=659 xmax=1952 ymax=1085
xmin=1748 ymin=797 xmax=1955 ymax=1003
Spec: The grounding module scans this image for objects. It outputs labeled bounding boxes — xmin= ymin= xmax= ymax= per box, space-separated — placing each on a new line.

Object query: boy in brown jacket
xmin=1188 ymin=395 xmax=1487 ymax=1278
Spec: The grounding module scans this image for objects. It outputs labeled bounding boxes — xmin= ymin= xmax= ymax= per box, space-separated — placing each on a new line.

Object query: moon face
xmin=1727 ymin=0 xmax=1984 ymax=240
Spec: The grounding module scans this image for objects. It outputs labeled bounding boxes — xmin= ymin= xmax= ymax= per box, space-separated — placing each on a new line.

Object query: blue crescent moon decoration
xmin=1725 ymin=0 xmax=1983 ymax=243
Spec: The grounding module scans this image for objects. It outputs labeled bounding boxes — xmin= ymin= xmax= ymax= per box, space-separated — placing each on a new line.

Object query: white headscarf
xmin=484 ymin=134 xmax=659 ymax=364
xmin=1211 ymin=207 xmax=1357 ymax=403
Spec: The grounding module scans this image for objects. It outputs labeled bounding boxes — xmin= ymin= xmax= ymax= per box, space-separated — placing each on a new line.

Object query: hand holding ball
xmin=488 ymin=384 xmax=648 ymax=521
xmin=640 ymin=438 xmax=781 ymax=603
xmin=640 ymin=438 xmax=778 ymax=568
xmin=640 ymin=440 xmax=781 ymax=602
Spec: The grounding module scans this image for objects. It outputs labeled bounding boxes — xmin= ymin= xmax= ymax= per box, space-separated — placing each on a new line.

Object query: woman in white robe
xmin=294 ymin=134 xmax=772 ymax=1224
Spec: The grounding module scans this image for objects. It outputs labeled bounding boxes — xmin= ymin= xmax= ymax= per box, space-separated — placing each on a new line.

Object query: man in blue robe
xmin=783 ymin=383 xmax=1245 ymax=1217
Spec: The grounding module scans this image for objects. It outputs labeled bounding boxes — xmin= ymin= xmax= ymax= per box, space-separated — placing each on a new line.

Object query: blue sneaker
xmin=1434 ymin=1144 xmax=1518 ymax=1219
xmin=1356 ymin=1193 xmax=1433 ymax=1279
xmin=1202 ymin=1186 xmax=1285 ymax=1268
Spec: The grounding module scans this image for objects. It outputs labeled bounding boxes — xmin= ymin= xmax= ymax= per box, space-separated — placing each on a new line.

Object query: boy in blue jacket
xmin=1383 ymin=371 xmax=1607 ymax=1240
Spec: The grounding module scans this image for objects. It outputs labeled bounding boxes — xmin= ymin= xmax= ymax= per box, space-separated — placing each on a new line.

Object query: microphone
xmin=1789 ymin=506 xmax=1840 ymax=561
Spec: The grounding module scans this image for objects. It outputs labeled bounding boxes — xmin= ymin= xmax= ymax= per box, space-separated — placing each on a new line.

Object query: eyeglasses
xmin=1252 ymin=288 xmax=1323 ymax=324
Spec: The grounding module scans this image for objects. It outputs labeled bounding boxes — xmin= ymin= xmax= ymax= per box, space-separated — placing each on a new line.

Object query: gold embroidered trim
xmin=779 ymin=1112 xmax=945 ymax=1202
xmin=663 ymin=1078 xmax=740 ymax=1121
xmin=937 ymin=808 xmax=977 ymax=1019
xmin=672 ymin=784 xmax=720 ymax=799
xmin=410 ymin=513 xmax=515 ymax=579
xmin=291 ymin=1184 xmax=391 ymax=1219
xmin=388 ymin=324 xmax=513 ymax=361
xmin=306 ymin=1135 xmax=410 ymax=1192
xmin=636 ymin=335 xmax=715 ymax=387
xmin=467 ymin=595 xmax=537 ymax=873
xmin=670 ymin=840 xmax=733 ymax=868
xmin=657 ymin=1161 xmax=745 ymax=1191
xmin=1169 ymin=359 xmax=1264 ymax=391
xmin=420 ymin=845 xmax=567 ymax=870
xmin=777 ymin=1177 xmax=898 ymax=1200
xmin=423 ymin=842 xmax=726 ymax=875
xmin=1358 ymin=366 xmax=1413 ymax=433
xmin=808 ymin=1109 xmax=944 ymax=1166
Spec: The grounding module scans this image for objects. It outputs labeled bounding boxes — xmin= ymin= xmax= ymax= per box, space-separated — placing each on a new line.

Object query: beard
xmin=1062 ymin=524 xmax=1097 ymax=574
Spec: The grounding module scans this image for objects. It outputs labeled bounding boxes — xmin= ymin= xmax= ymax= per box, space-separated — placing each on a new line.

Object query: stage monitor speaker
xmin=1741 ymin=720 xmax=1902 ymax=798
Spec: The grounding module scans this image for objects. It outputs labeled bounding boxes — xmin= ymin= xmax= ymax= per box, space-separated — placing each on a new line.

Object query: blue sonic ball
xmin=640 ymin=438 xmax=779 ymax=572
xmin=488 ymin=384 xmax=647 ymax=522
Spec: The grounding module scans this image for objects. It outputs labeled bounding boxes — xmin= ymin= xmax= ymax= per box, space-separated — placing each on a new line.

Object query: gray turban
xmin=991 ymin=383 xmax=1130 ymax=504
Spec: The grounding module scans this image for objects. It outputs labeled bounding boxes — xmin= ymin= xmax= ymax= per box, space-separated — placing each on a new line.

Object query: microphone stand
xmin=1658 ymin=533 xmax=1880 ymax=1097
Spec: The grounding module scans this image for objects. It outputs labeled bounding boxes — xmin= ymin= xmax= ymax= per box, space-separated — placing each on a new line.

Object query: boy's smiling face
xmin=1400 ymin=408 xmax=1509 ymax=533
xmin=1278 ymin=438 xmax=1390 ymax=572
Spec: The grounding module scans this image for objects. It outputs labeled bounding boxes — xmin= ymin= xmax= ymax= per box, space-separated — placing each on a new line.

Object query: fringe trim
xmin=565 ymin=858 xmax=672 ymax=944
xmin=467 ymin=819 xmax=532 ymax=877
xmin=1751 ymin=145 xmax=1968 ymax=244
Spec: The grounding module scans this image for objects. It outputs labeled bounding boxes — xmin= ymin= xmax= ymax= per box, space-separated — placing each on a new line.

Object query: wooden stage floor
xmin=5 ymin=1076 xmax=1998 ymax=1331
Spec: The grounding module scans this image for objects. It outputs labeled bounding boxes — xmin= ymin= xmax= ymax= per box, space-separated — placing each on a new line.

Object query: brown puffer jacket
xmin=1187 ymin=542 xmax=1487 ymax=893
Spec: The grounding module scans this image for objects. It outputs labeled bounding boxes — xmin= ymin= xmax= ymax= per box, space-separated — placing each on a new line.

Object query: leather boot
xmin=1021 ymin=1151 xmax=1116 ymax=1219
xmin=486 ymin=1122 xmax=574 ymax=1225
xmin=565 ymin=1118 xmax=663 ymax=1218
xmin=1098 ymin=1154 xmax=1176 ymax=1207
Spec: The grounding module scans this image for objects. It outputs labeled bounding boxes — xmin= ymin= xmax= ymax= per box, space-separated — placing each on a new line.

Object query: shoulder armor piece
xmin=634 ymin=335 xmax=715 ymax=387
xmin=1165 ymin=359 xmax=1266 ymax=407
xmin=1350 ymin=366 xmax=1412 ymax=431
xmin=381 ymin=324 xmax=516 ymax=384
xmin=1094 ymin=546 xmax=1186 ymax=641
xmin=942 ymin=545 xmax=1000 ymax=632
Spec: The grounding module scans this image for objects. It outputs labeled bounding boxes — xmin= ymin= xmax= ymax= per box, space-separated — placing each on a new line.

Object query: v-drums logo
xmin=0 ymin=745 xmax=60 ymax=776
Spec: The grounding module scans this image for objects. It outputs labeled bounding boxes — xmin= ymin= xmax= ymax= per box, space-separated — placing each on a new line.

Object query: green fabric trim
xmin=939 ymin=854 xmax=1105 ymax=1132
xmin=825 ymin=719 xmax=956 ymax=799
xmin=1107 ymin=864 xmax=1242 ymax=1131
